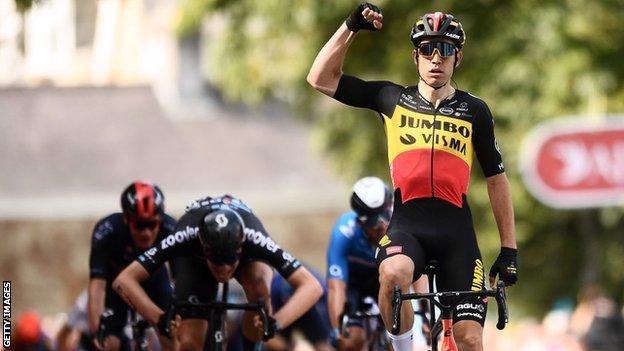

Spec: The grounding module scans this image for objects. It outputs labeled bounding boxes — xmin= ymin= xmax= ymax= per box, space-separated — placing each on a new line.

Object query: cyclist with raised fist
xmin=307 ymin=4 xmax=518 ymax=351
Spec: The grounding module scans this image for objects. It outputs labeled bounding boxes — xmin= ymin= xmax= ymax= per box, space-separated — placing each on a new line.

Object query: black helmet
xmin=350 ymin=177 xmax=393 ymax=228
xmin=120 ymin=180 xmax=165 ymax=220
xmin=199 ymin=209 xmax=246 ymax=264
xmin=410 ymin=12 xmax=466 ymax=49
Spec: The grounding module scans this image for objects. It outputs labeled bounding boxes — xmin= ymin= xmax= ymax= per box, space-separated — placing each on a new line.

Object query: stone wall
xmin=0 ymin=209 xmax=341 ymax=316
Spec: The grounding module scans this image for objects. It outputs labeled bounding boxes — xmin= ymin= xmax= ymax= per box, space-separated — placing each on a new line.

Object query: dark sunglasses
xmin=206 ymin=253 xmax=240 ymax=265
xmin=418 ymin=41 xmax=457 ymax=58
xmin=357 ymin=212 xmax=390 ymax=229
xmin=131 ymin=219 xmax=160 ymax=230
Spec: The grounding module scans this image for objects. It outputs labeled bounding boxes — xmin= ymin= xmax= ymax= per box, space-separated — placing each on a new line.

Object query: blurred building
xmin=0 ymin=0 xmax=346 ymax=315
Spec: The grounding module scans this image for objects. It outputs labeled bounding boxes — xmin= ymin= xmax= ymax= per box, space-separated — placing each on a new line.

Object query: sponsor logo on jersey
xmin=378 ymin=235 xmax=391 ymax=247
xmin=457 ymin=303 xmax=486 ymax=313
xmin=471 ymin=259 xmax=485 ymax=291
xmin=244 ymin=228 xmax=279 ymax=253
xmin=329 ymin=264 xmax=343 ymax=279
xmin=387 ymin=108 xmax=474 ymax=164
xmin=439 ymin=107 xmax=454 ymax=115
xmin=161 ymin=226 xmax=199 ymax=249
xmin=456 ymin=312 xmax=484 ymax=320
xmin=339 ymin=220 xmax=356 ymax=239
xmin=385 ymin=246 xmax=402 ymax=255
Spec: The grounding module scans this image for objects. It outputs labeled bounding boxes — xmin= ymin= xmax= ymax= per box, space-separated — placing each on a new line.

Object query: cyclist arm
xmin=87 ymin=218 xmax=113 ymax=335
xmin=327 ymin=278 xmax=347 ymax=329
xmin=473 ymin=101 xmax=517 ymax=250
xmin=274 ymin=266 xmax=323 ymax=329
xmin=307 ymin=23 xmax=357 ymax=97
xmin=326 ymin=217 xmax=351 ymax=329
xmin=112 ymin=262 xmax=162 ymax=325
xmin=87 ymin=278 xmax=106 ymax=335
xmin=486 ymin=173 xmax=517 ymax=249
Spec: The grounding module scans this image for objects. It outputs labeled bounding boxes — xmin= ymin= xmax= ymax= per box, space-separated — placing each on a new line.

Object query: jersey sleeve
xmin=472 ymin=100 xmax=505 ymax=177
xmin=326 ymin=216 xmax=352 ymax=283
xmin=242 ymin=213 xmax=302 ymax=279
xmin=89 ymin=218 xmax=114 ymax=279
xmin=333 ymin=75 xmax=402 ymax=117
xmin=136 ymin=212 xmax=202 ymax=274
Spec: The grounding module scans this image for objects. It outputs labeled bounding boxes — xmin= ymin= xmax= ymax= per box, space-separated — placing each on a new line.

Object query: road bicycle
xmin=391 ymin=261 xmax=509 ymax=351
xmin=174 ymin=281 xmax=273 ymax=351
xmin=339 ymin=299 xmax=390 ymax=351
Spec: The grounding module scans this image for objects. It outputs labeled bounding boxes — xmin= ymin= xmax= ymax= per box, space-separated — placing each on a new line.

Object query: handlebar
xmin=174 ymin=298 xmax=274 ymax=341
xmin=390 ymin=281 xmax=509 ymax=335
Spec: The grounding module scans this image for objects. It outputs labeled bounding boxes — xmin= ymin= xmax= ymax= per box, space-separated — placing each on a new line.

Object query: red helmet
xmin=410 ymin=12 xmax=466 ymax=49
xmin=15 ymin=311 xmax=42 ymax=345
xmin=120 ymin=180 xmax=165 ymax=220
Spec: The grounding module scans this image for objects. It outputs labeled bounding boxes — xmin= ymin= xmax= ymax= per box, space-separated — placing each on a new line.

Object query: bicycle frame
xmin=174 ymin=282 xmax=273 ymax=351
xmin=390 ymin=264 xmax=508 ymax=351
xmin=339 ymin=301 xmax=389 ymax=351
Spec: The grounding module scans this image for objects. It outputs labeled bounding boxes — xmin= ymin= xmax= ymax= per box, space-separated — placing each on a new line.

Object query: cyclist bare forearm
xmin=87 ymin=278 xmax=106 ymax=335
xmin=112 ymin=261 xmax=163 ymax=325
xmin=276 ymin=267 xmax=323 ymax=328
xmin=327 ymin=279 xmax=347 ymax=329
xmin=307 ymin=23 xmax=356 ymax=97
xmin=486 ymin=173 xmax=517 ymax=249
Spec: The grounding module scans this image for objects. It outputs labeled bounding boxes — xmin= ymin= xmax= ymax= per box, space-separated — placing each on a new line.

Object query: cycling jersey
xmin=89 ymin=212 xmax=176 ymax=338
xmin=137 ymin=195 xmax=301 ymax=279
xmin=334 ymin=75 xmax=504 ymax=208
xmin=326 ymin=211 xmax=379 ymax=297
xmin=89 ymin=213 xmax=177 ymax=280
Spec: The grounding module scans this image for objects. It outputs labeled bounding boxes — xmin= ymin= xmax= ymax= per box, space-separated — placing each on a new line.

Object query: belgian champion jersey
xmin=334 ymin=75 xmax=504 ymax=208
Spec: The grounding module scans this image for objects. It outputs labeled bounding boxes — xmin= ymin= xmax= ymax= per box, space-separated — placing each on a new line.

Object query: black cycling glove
xmin=96 ymin=310 xmax=116 ymax=346
xmin=489 ymin=247 xmax=518 ymax=286
xmin=345 ymin=3 xmax=382 ymax=32
xmin=156 ymin=305 xmax=176 ymax=338
xmin=262 ymin=316 xmax=280 ymax=341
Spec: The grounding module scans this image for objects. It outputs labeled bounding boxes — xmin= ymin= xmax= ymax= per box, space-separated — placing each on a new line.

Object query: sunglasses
xmin=357 ymin=212 xmax=390 ymax=229
xmin=130 ymin=219 xmax=160 ymax=230
xmin=418 ymin=41 xmax=457 ymax=58
xmin=206 ymin=253 xmax=240 ymax=265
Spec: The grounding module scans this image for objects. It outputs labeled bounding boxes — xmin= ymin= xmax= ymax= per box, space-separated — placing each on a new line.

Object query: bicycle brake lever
xmin=391 ymin=285 xmax=402 ymax=335
xmin=257 ymin=298 xmax=273 ymax=341
xmin=494 ymin=280 xmax=508 ymax=330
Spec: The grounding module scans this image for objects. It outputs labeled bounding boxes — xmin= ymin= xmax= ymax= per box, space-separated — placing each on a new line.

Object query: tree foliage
xmin=178 ymin=0 xmax=624 ymax=317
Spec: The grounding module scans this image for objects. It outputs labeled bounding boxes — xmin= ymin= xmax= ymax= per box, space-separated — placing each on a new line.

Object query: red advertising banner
xmin=521 ymin=116 xmax=624 ymax=208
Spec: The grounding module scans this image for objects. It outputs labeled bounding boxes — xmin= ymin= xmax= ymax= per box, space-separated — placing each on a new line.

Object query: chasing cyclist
xmin=112 ymin=194 xmax=323 ymax=351
xmin=308 ymin=4 xmax=518 ymax=351
xmin=327 ymin=177 xmax=427 ymax=350
xmin=88 ymin=181 xmax=177 ymax=351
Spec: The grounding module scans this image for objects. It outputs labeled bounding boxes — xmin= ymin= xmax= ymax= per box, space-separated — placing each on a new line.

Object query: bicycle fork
xmin=439 ymin=310 xmax=458 ymax=351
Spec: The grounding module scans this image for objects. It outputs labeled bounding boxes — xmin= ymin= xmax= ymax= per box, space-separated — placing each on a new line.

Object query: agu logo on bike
xmin=3 ymin=281 xmax=11 ymax=348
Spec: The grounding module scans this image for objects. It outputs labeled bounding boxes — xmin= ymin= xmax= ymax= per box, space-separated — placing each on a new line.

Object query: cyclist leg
xmin=435 ymin=211 xmax=486 ymax=351
xmin=236 ymin=261 xmax=274 ymax=342
xmin=174 ymin=257 xmax=217 ymax=351
xmin=377 ymin=230 xmax=426 ymax=335
xmin=142 ymin=266 xmax=174 ymax=351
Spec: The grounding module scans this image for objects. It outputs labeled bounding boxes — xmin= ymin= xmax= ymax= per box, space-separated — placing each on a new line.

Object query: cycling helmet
xmin=410 ymin=12 xmax=466 ymax=49
xmin=351 ymin=177 xmax=393 ymax=227
xmin=199 ymin=209 xmax=246 ymax=264
xmin=120 ymin=180 xmax=165 ymax=220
